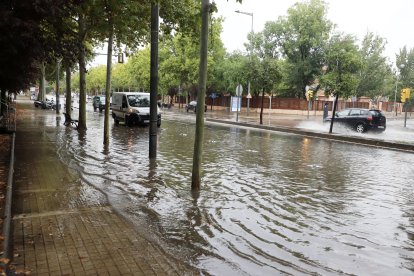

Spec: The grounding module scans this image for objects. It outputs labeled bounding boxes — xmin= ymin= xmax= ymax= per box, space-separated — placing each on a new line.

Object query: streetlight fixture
xmin=235 ymin=10 xmax=253 ymax=115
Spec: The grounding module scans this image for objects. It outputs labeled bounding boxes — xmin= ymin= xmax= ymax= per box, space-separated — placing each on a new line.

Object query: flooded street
xmin=41 ymin=107 xmax=413 ymax=275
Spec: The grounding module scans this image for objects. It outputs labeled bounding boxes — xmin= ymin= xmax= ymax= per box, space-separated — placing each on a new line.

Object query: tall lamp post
xmin=394 ymin=74 xmax=398 ymax=116
xmin=394 ymin=64 xmax=404 ymax=116
xmin=235 ymin=10 xmax=253 ymax=115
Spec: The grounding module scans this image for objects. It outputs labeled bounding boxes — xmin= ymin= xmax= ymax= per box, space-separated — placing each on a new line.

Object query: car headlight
xmin=128 ymin=108 xmax=138 ymax=113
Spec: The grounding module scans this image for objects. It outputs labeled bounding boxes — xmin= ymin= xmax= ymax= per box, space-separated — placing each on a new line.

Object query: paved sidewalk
xmin=11 ymin=103 xmax=198 ymax=275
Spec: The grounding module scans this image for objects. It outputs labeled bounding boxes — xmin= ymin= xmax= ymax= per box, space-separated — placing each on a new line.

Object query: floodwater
xmin=49 ymin=109 xmax=413 ymax=275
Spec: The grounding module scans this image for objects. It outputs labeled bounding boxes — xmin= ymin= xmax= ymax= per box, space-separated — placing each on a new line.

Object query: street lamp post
xmin=394 ymin=74 xmax=399 ymax=117
xmin=394 ymin=64 xmax=405 ymax=117
xmin=235 ymin=10 xmax=253 ymax=115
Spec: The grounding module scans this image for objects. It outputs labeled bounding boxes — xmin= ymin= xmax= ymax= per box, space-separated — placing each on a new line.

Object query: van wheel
xmin=126 ymin=117 xmax=133 ymax=127
xmin=355 ymin=123 xmax=365 ymax=133
xmin=114 ymin=118 xmax=119 ymax=125
xmin=157 ymin=120 xmax=161 ymax=127
xmin=127 ymin=116 xmax=139 ymax=127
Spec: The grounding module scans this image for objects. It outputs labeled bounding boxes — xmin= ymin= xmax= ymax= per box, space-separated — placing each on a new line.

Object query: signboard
xmin=210 ymin=92 xmax=217 ymax=99
xmin=231 ymin=96 xmax=241 ymax=112
xmin=236 ymin=84 xmax=243 ymax=97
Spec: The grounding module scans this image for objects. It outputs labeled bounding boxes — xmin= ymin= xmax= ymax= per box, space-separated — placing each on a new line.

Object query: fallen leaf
xmin=0 ymin=258 xmax=10 ymax=264
xmin=14 ymin=268 xmax=32 ymax=275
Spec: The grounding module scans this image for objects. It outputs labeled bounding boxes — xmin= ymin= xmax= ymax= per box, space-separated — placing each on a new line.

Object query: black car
xmin=325 ymin=108 xmax=386 ymax=133
xmin=185 ymin=101 xmax=207 ymax=112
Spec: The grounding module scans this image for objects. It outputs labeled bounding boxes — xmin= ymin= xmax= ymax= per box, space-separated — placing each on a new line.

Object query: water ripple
xmin=54 ymin=116 xmax=414 ymax=275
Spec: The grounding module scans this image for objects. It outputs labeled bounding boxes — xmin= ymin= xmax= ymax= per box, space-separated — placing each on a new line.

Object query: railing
xmin=0 ymin=99 xmax=16 ymax=133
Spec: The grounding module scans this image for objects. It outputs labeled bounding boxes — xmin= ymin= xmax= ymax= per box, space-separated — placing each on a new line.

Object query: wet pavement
xmin=4 ymin=99 xmax=414 ymax=275
xmin=10 ymin=101 xmax=198 ymax=275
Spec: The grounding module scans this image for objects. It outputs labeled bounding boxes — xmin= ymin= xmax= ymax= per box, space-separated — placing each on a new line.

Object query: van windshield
xmin=127 ymin=95 xmax=150 ymax=107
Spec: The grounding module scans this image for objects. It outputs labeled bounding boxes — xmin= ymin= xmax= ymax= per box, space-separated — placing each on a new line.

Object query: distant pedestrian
xmin=323 ymin=102 xmax=329 ymax=120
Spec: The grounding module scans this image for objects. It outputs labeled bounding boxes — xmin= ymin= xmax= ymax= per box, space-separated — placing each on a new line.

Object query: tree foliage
xmin=320 ymin=34 xmax=362 ymax=99
xmin=356 ymin=32 xmax=391 ymax=99
xmin=262 ymin=0 xmax=332 ymax=97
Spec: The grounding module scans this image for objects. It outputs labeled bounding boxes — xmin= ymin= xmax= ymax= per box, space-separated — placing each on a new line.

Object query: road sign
xmin=236 ymin=84 xmax=243 ymax=96
xmin=246 ymin=93 xmax=252 ymax=99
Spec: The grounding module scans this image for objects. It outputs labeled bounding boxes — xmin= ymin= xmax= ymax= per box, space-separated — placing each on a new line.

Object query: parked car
xmin=185 ymin=101 xmax=207 ymax=113
xmin=92 ymin=95 xmax=108 ymax=112
xmin=111 ymin=92 xmax=161 ymax=127
xmin=324 ymin=108 xmax=386 ymax=133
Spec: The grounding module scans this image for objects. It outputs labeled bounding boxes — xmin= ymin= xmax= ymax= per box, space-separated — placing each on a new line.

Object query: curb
xmin=1 ymin=132 xmax=15 ymax=275
xmin=207 ymin=118 xmax=414 ymax=153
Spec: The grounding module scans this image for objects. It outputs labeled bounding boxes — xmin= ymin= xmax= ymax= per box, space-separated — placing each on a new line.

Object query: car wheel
xmin=355 ymin=123 xmax=365 ymax=133
xmin=157 ymin=120 xmax=161 ymax=127
xmin=186 ymin=108 xmax=189 ymax=112
xmin=114 ymin=117 xmax=119 ymax=125
xmin=194 ymin=107 xmax=196 ymax=113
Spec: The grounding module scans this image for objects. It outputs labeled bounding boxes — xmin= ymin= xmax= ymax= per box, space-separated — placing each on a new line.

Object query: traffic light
xmin=306 ymin=90 xmax=313 ymax=101
xmin=401 ymin=88 xmax=410 ymax=103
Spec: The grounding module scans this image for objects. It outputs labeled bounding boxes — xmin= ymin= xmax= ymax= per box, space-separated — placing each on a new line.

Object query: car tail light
xmin=367 ymin=116 xmax=373 ymax=121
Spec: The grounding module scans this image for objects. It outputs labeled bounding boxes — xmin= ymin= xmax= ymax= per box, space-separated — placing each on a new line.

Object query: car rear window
xmin=370 ymin=110 xmax=383 ymax=116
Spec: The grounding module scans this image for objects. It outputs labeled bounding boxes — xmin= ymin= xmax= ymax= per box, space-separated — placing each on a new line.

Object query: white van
xmin=111 ymin=92 xmax=161 ymax=127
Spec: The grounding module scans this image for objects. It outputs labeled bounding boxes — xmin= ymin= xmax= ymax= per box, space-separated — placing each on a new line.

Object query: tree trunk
xmin=149 ymin=3 xmax=159 ymax=159
xmin=104 ymin=21 xmax=114 ymax=146
xmin=39 ymin=62 xmax=46 ymax=101
xmin=260 ymin=88 xmax=265 ymax=125
xmin=191 ymin=0 xmax=209 ymax=190
xmin=0 ymin=89 xmax=5 ymax=115
xmin=65 ymin=65 xmax=72 ymax=114
xmin=56 ymin=60 xmax=60 ymax=114
xmin=329 ymin=93 xmax=339 ymax=134
xmin=78 ymin=15 xmax=87 ymax=130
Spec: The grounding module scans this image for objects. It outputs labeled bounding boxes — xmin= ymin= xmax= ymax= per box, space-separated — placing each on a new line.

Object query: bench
xmin=63 ymin=113 xmax=79 ymax=128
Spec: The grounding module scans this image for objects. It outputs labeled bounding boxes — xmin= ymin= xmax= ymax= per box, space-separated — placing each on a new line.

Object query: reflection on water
xmin=53 ymin=112 xmax=414 ymax=275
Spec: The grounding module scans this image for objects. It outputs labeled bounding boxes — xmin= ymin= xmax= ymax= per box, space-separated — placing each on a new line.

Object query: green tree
xmin=86 ymin=65 xmax=106 ymax=94
xmin=356 ymin=32 xmax=391 ymax=100
xmin=262 ymin=0 xmax=332 ymax=98
xmin=396 ymin=46 xmax=414 ymax=91
xmin=320 ymin=33 xmax=362 ymax=133
xmin=214 ymin=51 xmax=249 ymax=94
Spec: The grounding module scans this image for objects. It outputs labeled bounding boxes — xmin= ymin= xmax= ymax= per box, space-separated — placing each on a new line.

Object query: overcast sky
xmin=92 ymin=0 xmax=414 ymax=67
xmin=216 ymin=0 xmax=414 ymax=65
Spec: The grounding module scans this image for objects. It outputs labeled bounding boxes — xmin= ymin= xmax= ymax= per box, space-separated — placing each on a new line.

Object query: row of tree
xmin=0 ymin=0 xmax=202 ymax=121
xmin=62 ymin=0 xmax=414 ymax=110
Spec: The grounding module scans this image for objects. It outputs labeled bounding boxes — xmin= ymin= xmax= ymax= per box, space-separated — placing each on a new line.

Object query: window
xmin=349 ymin=109 xmax=360 ymax=116
xmin=127 ymin=95 xmax=150 ymax=107
xmin=337 ymin=110 xmax=350 ymax=117
xmin=122 ymin=95 xmax=128 ymax=108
